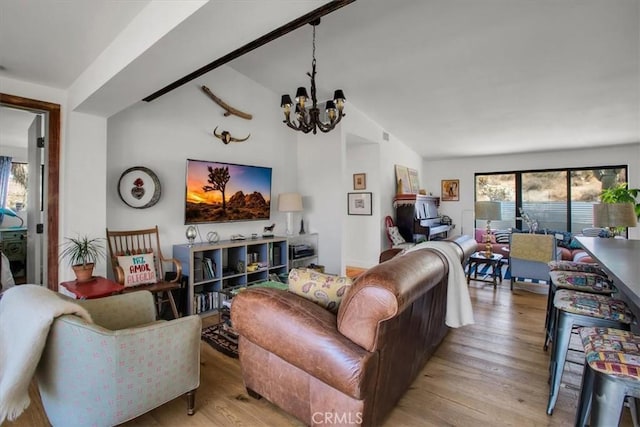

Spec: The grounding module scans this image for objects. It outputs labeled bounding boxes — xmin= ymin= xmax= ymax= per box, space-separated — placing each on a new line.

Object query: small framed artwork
xmin=353 ymin=173 xmax=366 ymax=190
xmin=441 ymin=179 xmax=460 ymax=201
xmin=407 ymin=168 xmax=419 ymax=194
xmin=347 ymin=192 xmax=373 ymax=215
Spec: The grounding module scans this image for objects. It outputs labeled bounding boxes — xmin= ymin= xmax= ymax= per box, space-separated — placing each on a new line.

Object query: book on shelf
xmin=202 ymin=257 xmax=216 ymax=280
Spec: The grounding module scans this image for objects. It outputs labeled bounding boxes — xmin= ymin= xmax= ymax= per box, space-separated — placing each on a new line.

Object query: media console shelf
xmin=173 ymin=236 xmax=288 ymax=317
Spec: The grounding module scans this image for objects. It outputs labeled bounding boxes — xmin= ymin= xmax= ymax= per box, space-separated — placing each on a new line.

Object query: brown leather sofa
xmin=231 ymin=235 xmax=476 ymax=427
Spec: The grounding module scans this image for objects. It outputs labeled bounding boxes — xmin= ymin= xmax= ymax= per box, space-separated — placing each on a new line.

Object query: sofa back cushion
xmin=337 ymin=249 xmax=447 ymax=352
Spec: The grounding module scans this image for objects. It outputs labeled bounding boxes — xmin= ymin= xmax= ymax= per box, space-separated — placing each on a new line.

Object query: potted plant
xmin=60 ymin=235 xmax=104 ymax=282
xmin=600 ymin=183 xmax=640 ymax=218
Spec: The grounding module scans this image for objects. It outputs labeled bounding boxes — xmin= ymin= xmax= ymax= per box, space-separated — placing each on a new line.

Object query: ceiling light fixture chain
xmin=280 ymin=18 xmax=345 ymax=135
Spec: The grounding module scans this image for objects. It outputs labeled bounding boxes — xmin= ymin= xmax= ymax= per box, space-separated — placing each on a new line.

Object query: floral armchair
xmin=36 ymin=291 xmax=201 ymax=427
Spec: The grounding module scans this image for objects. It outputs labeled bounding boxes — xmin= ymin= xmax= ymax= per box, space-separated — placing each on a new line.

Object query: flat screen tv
xmin=184 ymin=159 xmax=272 ymax=224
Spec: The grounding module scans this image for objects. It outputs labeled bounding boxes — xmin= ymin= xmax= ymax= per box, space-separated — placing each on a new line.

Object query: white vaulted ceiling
xmin=1 ymin=0 xmax=638 ymax=159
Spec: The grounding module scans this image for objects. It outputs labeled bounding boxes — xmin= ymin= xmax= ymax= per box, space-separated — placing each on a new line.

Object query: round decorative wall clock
xmin=117 ymin=166 xmax=161 ymax=209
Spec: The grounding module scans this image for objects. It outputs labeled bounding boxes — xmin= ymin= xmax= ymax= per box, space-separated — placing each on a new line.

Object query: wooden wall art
xmin=201 ymin=85 xmax=252 ymax=120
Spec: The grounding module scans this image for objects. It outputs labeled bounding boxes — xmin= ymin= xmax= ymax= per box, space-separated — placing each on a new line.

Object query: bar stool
xmin=543 ymin=271 xmax=615 ymax=351
xmin=546 ymin=290 xmax=633 ymax=415
xmin=575 ymin=327 xmax=640 ymax=427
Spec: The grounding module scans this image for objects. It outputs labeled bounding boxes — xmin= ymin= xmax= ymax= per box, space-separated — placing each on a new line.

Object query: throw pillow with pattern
xmin=288 ymin=268 xmax=353 ymax=313
xmin=388 ymin=226 xmax=406 ymax=245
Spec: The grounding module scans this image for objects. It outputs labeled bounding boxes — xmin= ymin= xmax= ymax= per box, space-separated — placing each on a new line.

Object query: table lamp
xmin=0 ymin=207 xmax=24 ymax=227
xmin=475 ymin=201 xmax=502 ymax=257
xmin=278 ymin=193 xmax=303 ymax=236
xmin=593 ymin=203 xmax=637 ymax=236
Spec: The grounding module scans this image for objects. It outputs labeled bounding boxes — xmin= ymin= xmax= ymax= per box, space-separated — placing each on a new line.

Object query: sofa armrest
xmin=231 ymin=287 xmax=378 ymax=399
xmin=75 ymin=290 xmax=157 ymax=330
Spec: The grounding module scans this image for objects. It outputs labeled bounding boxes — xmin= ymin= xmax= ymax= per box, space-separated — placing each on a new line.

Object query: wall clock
xmin=117 ymin=166 xmax=161 ymax=209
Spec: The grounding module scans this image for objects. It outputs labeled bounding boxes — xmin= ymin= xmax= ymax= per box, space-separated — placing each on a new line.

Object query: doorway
xmin=0 ymin=93 xmax=60 ymax=290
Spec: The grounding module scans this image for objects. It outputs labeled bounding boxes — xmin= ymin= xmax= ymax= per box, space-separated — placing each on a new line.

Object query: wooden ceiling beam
xmin=142 ymin=0 xmax=355 ymax=103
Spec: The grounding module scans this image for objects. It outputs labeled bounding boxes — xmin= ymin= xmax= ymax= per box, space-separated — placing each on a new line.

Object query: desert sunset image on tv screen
xmin=185 ymin=159 xmax=272 ymax=224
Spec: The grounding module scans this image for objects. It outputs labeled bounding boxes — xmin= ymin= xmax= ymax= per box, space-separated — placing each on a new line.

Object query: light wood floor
xmin=13 ymin=277 xmax=633 ymax=426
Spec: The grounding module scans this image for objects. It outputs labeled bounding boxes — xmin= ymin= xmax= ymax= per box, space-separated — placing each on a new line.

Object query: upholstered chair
xmin=36 ymin=291 xmax=201 ymax=427
xmin=509 ymin=233 xmax=557 ymax=290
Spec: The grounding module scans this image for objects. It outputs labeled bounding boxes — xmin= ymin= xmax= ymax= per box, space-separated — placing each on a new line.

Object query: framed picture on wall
xmin=353 ymin=173 xmax=366 ymax=190
xmin=347 ymin=192 xmax=373 ymax=215
xmin=394 ymin=165 xmax=411 ymax=194
xmin=441 ymin=179 xmax=459 ymax=201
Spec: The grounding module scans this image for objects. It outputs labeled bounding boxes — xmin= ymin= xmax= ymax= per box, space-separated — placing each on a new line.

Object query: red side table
xmin=59 ymin=276 xmax=125 ymax=299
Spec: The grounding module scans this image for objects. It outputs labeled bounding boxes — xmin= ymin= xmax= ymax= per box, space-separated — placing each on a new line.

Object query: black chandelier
xmin=280 ymin=19 xmax=345 ymax=134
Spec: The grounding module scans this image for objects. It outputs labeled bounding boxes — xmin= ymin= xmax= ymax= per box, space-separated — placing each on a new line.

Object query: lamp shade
xmin=278 ymin=193 xmax=303 ymax=212
xmin=475 ymin=201 xmax=502 ymax=221
xmin=593 ymin=203 xmax=637 ymax=228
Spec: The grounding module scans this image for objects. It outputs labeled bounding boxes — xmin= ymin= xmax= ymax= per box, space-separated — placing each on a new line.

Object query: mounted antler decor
xmin=201 ymin=85 xmax=252 ymax=120
xmin=213 ymin=126 xmax=250 ymax=144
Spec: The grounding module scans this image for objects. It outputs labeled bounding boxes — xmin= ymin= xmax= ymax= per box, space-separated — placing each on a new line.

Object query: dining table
xmin=576 ymin=236 xmax=640 ymax=324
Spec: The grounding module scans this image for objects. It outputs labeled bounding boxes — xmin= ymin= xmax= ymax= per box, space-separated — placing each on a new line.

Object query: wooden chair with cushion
xmin=384 ymin=215 xmax=414 ymax=249
xmin=106 ymin=225 xmax=181 ymax=319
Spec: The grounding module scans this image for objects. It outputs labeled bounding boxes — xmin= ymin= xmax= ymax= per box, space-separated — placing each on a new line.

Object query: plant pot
xmin=72 ymin=263 xmax=95 ymax=282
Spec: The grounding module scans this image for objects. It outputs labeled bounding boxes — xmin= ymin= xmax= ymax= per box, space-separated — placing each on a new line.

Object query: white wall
xmin=296 ymin=128 xmax=345 ymax=274
xmin=345 ymin=142 xmax=379 ymax=268
xmin=62 ymin=112 xmax=108 ymax=280
xmin=107 ymin=65 xmax=298 ymax=265
xmin=342 ymin=105 xmax=424 ymax=264
xmin=423 ymin=143 xmax=640 ymax=239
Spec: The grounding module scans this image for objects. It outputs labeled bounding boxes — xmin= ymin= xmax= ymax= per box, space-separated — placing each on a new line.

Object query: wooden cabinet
xmin=173 ymin=237 xmax=288 ymax=317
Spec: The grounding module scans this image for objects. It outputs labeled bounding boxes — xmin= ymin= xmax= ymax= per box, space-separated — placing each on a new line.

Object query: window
xmin=7 ymin=162 xmax=28 ymax=211
xmin=475 ymin=166 xmax=627 ymax=233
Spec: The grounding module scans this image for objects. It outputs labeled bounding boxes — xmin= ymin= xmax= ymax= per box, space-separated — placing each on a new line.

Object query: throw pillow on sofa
xmin=493 ymin=229 xmax=511 ymax=244
xmin=288 ymin=268 xmax=353 ymax=314
xmin=474 ymin=228 xmax=496 ymax=244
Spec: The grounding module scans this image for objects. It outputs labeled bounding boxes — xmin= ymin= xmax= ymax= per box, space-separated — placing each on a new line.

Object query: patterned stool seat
xmin=547 ymin=291 xmax=633 ymax=415
xmin=575 ymin=327 xmax=640 ymax=426
xmin=549 ymin=271 xmax=615 ymax=294
xmin=543 ymin=272 xmax=616 ymax=351
xmin=579 ymin=327 xmax=640 ymax=381
xmin=553 ymin=290 xmax=632 ymax=323
xmin=548 ymin=260 xmax=607 ymax=276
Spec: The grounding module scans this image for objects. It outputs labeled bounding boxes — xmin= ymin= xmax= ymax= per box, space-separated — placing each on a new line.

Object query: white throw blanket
xmin=0 ymin=285 xmax=92 ymax=423
xmin=405 ymin=241 xmax=475 ymax=328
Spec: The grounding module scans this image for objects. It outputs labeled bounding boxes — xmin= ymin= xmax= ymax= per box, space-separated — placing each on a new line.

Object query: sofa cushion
xmin=475 ymin=228 xmax=496 ymax=244
xmin=493 ymin=229 xmax=511 ymax=244
xmin=116 ymin=253 xmax=157 ymax=287
xmin=288 ymin=268 xmax=353 ymax=314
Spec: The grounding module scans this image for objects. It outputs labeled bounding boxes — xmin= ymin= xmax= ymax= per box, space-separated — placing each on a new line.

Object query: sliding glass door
xmin=475 ymin=166 xmax=627 ymax=233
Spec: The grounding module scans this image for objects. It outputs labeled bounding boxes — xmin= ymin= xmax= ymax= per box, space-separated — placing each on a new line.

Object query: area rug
xmin=201 ymin=323 xmax=238 ymax=358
